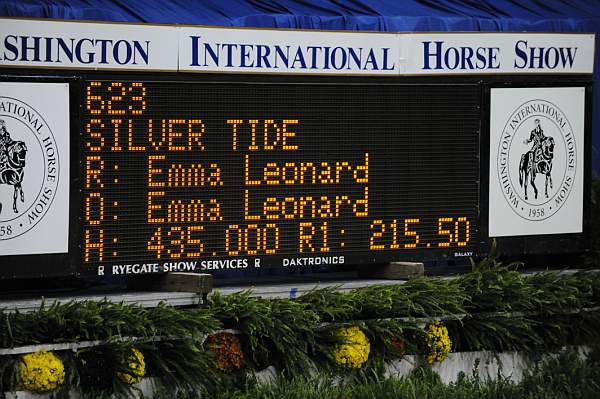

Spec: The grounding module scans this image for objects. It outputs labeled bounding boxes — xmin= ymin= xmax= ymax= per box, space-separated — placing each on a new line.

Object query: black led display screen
xmin=82 ymin=81 xmax=480 ymax=272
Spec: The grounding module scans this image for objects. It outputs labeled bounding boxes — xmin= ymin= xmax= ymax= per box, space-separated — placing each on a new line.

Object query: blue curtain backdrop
xmin=1 ymin=0 xmax=599 ymax=171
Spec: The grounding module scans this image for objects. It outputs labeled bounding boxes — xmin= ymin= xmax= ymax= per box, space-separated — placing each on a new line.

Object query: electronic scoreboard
xmin=81 ymin=81 xmax=479 ymax=272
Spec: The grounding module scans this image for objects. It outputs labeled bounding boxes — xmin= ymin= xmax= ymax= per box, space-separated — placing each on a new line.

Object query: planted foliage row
xmin=0 ymin=250 xmax=599 ymax=396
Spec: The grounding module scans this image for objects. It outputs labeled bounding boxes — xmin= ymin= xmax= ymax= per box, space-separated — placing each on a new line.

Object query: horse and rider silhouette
xmin=0 ymin=120 xmax=27 ymax=215
xmin=519 ymin=118 xmax=555 ymax=200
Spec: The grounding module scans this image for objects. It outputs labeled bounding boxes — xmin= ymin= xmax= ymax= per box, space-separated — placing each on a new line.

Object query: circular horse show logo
xmin=0 ymin=97 xmax=59 ymax=240
xmin=496 ymin=99 xmax=576 ymax=221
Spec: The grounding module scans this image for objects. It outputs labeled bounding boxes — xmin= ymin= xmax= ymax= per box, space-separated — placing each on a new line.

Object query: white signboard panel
xmin=0 ymin=18 xmax=179 ymax=71
xmin=402 ymin=33 xmax=594 ymax=75
xmin=178 ymin=27 xmax=400 ymax=75
xmin=0 ymin=82 xmax=70 ymax=255
xmin=0 ymin=18 xmax=594 ymax=75
xmin=489 ymin=87 xmax=585 ymax=237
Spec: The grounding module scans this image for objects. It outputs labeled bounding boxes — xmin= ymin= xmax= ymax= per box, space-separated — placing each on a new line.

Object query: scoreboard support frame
xmin=0 ymin=70 xmax=593 ymax=279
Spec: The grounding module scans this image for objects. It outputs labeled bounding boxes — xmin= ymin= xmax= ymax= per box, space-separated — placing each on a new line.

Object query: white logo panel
xmin=489 ymin=87 xmax=584 ymax=237
xmin=0 ymin=82 xmax=70 ymax=255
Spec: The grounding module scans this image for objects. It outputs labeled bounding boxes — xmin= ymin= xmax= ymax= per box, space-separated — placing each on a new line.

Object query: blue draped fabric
xmin=1 ymin=0 xmax=599 ymax=171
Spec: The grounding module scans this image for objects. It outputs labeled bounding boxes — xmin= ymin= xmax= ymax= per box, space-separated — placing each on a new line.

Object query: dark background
xmin=81 ymin=81 xmax=480 ymax=271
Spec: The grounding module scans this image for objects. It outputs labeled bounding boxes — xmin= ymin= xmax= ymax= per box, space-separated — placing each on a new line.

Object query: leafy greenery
xmin=446 ymin=243 xmax=600 ymax=352
xmin=0 ymin=301 xmax=220 ymax=348
xmin=297 ymin=276 xmax=468 ymax=321
xmin=0 ymin=251 xmax=600 ymax=395
xmin=207 ymin=290 xmax=322 ymax=374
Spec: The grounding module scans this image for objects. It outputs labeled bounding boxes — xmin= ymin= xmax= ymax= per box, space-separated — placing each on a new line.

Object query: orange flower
xmin=207 ymin=332 xmax=244 ymax=371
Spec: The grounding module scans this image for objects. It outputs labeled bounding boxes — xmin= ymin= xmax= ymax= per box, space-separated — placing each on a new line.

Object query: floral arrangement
xmin=117 ymin=348 xmax=146 ymax=385
xmin=425 ymin=321 xmax=452 ymax=364
xmin=207 ymin=332 xmax=244 ymax=371
xmin=334 ymin=326 xmax=371 ymax=369
xmin=18 ymin=350 xmax=65 ymax=392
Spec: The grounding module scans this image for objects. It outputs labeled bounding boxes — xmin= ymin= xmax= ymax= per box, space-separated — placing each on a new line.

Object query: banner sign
xmin=179 ymin=27 xmax=399 ymax=75
xmin=0 ymin=18 xmax=178 ymax=71
xmin=402 ymin=34 xmax=594 ymax=75
xmin=0 ymin=18 xmax=594 ymax=75
xmin=488 ymin=87 xmax=585 ymax=237
xmin=0 ymin=82 xmax=70 ymax=255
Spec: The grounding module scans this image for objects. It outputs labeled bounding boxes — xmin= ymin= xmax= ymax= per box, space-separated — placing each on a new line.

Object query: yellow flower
xmin=334 ymin=326 xmax=370 ymax=369
xmin=19 ymin=350 xmax=65 ymax=392
xmin=118 ymin=348 xmax=146 ymax=385
xmin=425 ymin=321 xmax=452 ymax=364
